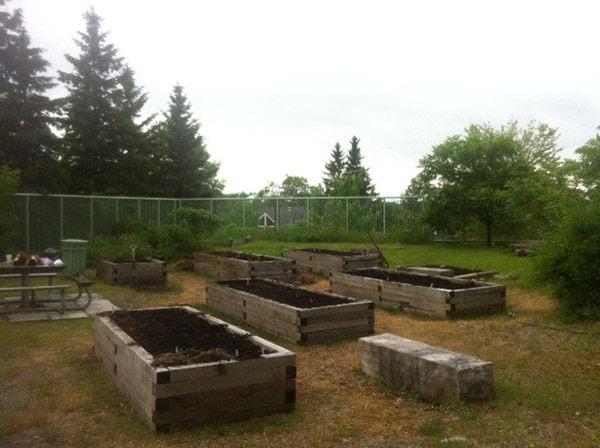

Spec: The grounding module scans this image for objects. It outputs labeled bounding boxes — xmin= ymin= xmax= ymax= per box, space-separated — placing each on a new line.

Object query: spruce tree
xmin=153 ymin=84 xmax=222 ymax=197
xmin=346 ymin=136 xmax=364 ymax=175
xmin=112 ymin=65 xmax=155 ymax=195
xmin=322 ymin=141 xmax=345 ymax=194
xmin=343 ymin=136 xmax=375 ymax=196
xmin=58 ymin=7 xmax=124 ymax=194
xmin=0 ymin=1 xmax=63 ymax=192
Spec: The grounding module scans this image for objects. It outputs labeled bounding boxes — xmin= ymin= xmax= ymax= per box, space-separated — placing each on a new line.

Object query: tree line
xmin=0 ymin=3 xmax=221 ymax=197
xmin=252 ymin=136 xmax=376 ymax=198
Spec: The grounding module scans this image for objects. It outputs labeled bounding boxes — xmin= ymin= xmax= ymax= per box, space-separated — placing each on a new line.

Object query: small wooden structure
xmin=93 ymin=306 xmax=296 ymax=432
xmin=330 ymin=268 xmax=506 ymax=318
xmin=193 ymin=251 xmax=296 ymax=282
xmin=96 ymin=259 xmax=167 ymax=285
xmin=281 ymin=248 xmax=381 ymax=275
xmin=207 ymin=278 xmax=374 ymax=345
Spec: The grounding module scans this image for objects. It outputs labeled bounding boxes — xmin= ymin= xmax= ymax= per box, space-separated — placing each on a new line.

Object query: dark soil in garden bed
xmin=109 ymin=308 xmax=268 ymax=367
xmin=425 ymin=265 xmax=482 ymax=276
xmin=350 ymin=269 xmax=476 ymax=290
xmin=212 ymin=251 xmax=278 ymax=261
xmin=221 ymin=279 xmax=353 ymax=308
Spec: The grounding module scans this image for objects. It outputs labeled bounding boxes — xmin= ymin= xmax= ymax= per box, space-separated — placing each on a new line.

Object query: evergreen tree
xmin=346 ymin=136 xmax=363 ymax=175
xmin=322 ymin=141 xmax=345 ymax=194
xmin=0 ymin=1 xmax=63 ymax=192
xmin=152 ymin=84 xmax=222 ymax=197
xmin=111 ymin=65 xmax=155 ymax=195
xmin=343 ymin=136 xmax=375 ymax=196
xmin=58 ymin=8 xmax=124 ymax=194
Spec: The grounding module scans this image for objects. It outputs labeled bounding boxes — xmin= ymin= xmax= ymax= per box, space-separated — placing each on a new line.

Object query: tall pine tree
xmin=0 ymin=1 xmax=63 ymax=192
xmin=152 ymin=84 xmax=222 ymax=198
xmin=59 ymin=8 xmax=153 ymax=195
xmin=322 ymin=141 xmax=345 ymax=194
xmin=111 ymin=65 xmax=155 ymax=195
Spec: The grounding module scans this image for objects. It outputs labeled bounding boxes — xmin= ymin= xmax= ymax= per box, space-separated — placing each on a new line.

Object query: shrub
xmin=170 ymin=207 xmax=221 ymax=236
xmin=143 ymin=225 xmax=201 ymax=261
xmin=535 ymin=202 xmax=600 ymax=319
xmin=88 ymin=234 xmax=152 ymax=265
xmin=0 ymin=167 xmax=20 ymax=255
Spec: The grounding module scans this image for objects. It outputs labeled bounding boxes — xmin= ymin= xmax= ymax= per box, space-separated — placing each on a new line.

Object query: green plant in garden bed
xmin=88 ymin=208 xmax=222 ymax=264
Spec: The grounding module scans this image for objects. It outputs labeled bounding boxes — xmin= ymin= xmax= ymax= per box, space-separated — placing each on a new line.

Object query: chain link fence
xmin=9 ymin=193 xmax=427 ymax=251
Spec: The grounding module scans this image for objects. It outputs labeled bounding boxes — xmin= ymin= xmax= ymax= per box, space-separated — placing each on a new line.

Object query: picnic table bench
xmin=0 ymin=263 xmax=95 ymax=315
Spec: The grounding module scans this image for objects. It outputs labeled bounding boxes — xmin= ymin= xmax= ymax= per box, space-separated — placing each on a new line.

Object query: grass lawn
xmin=1 ymin=241 xmax=599 ymax=447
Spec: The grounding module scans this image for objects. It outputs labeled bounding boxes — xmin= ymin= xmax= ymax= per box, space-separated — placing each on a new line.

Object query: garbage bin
xmin=61 ymin=239 xmax=88 ymax=277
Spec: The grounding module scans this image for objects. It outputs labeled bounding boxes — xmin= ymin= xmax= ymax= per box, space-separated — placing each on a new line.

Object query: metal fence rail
xmin=10 ymin=193 xmax=426 ymax=251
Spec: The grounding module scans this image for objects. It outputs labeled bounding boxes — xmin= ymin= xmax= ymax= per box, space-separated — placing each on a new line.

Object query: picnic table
xmin=0 ymin=263 xmax=94 ymax=314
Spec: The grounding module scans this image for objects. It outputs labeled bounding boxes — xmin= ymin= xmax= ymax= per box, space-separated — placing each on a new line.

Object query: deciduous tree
xmin=409 ymin=122 xmax=565 ymax=245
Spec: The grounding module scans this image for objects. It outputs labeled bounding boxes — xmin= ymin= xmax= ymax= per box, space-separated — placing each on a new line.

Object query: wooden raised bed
xmin=96 ymin=258 xmax=167 ymax=285
xmin=93 ymin=306 xmax=296 ymax=432
xmin=330 ymin=268 xmax=506 ymax=318
xmin=207 ymin=278 xmax=374 ymax=345
xmin=281 ymin=248 xmax=381 ymax=275
xmin=398 ymin=265 xmax=496 ymax=280
xmin=193 ymin=251 xmax=296 ymax=282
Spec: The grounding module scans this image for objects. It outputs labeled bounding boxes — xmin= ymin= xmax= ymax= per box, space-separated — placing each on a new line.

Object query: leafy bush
xmin=535 ymin=202 xmax=600 ymax=319
xmin=88 ymin=234 xmax=152 ymax=265
xmin=170 ymin=207 xmax=220 ymax=236
xmin=143 ymin=225 xmax=201 ymax=261
xmin=110 ymin=219 xmax=151 ymax=236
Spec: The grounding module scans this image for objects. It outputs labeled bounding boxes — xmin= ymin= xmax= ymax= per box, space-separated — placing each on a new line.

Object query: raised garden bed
xmin=96 ymin=258 xmax=167 ymax=285
xmin=93 ymin=306 xmax=296 ymax=432
xmin=281 ymin=248 xmax=381 ymax=275
xmin=207 ymin=278 xmax=374 ymax=345
xmin=193 ymin=251 xmax=296 ymax=282
xmin=330 ymin=268 xmax=506 ymax=318
xmin=398 ymin=265 xmax=496 ymax=280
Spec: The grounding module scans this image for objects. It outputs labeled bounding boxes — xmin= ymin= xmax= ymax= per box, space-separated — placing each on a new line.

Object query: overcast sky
xmin=11 ymin=0 xmax=600 ymax=196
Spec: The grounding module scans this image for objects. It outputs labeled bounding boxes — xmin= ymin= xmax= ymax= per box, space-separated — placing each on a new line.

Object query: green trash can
xmin=61 ymin=239 xmax=88 ymax=277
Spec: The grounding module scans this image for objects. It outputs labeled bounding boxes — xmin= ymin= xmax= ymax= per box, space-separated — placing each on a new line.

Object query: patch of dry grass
xmin=1 ymin=269 xmax=599 ymax=447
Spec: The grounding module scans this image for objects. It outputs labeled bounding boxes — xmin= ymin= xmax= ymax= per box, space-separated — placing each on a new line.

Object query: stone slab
xmin=359 ymin=333 xmax=494 ymax=404
xmin=4 ymin=294 xmax=117 ymax=323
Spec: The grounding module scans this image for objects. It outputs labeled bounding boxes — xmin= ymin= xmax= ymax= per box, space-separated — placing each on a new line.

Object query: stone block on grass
xmin=359 ymin=333 xmax=494 ymax=404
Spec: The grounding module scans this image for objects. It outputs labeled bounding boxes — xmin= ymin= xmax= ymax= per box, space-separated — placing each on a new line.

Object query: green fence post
xmin=346 ymin=197 xmax=349 ymax=233
xmin=383 ymin=199 xmax=386 ymax=234
xmin=158 ymin=200 xmax=161 ymax=227
xmin=242 ymin=200 xmax=246 ymax=228
xmin=90 ymin=197 xmax=94 ymax=237
xmin=25 ymin=195 xmax=30 ymax=252
xmin=306 ymin=198 xmax=310 ymax=230
xmin=60 ymin=196 xmax=64 ymax=243
xmin=275 ymin=198 xmax=279 ymax=230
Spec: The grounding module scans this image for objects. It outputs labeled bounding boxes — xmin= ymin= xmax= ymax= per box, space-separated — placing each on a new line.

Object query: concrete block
xmin=359 ymin=333 xmax=494 ymax=404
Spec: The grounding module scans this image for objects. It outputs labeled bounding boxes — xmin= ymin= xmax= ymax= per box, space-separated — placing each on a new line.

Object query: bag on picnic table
xmin=13 ymin=253 xmax=27 ymax=266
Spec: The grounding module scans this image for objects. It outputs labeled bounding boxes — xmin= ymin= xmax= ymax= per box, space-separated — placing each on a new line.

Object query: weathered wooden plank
xmin=303 ymin=323 xmax=374 ymax=344
xmin=154 ymin=365 xmax=289 ymax=398
xmin=167 ymin=353 xmax=296 ymax=383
